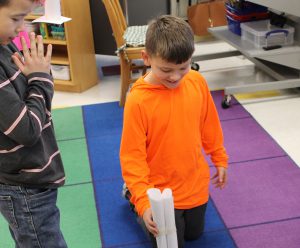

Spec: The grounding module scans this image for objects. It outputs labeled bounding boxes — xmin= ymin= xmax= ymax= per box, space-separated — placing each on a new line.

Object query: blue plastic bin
xmin=226 ymin=1 xmax=269 ymax=36
xmin=225 ymin=2 xmax=268 ymax=16
xmin=226 ymin=15 xmax=243 ymax=35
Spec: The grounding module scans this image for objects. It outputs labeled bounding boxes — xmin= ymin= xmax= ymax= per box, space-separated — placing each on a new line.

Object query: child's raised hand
xmin=211 ymin=166 xmax=227 ymax=189
xmin=143 ymin=208 xmax=159 ymax=237
xmin=12 ymin=32 xmax=52 ymax=76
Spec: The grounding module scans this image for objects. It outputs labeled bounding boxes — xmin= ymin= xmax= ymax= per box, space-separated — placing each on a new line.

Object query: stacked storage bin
xmin=225 ymin=1 xmax=269 ymax=35
xmin=241 ymin=20 xmax=295 ymax=48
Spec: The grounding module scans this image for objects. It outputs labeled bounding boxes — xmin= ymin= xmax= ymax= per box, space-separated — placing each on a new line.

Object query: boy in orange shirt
xmin=120 ymin=15 xmax=228 ymax=248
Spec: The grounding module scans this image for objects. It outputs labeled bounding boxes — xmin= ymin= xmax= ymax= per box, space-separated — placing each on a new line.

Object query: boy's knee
xmin=184 ymin=230 xmax=204 ymax=241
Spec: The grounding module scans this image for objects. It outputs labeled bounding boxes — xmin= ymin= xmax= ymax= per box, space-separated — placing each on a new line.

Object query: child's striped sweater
xmin=0 ymin=43 xmax=65 ymax=188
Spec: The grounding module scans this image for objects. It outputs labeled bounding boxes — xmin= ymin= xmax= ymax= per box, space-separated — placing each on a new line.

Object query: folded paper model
xmin=147 ymin=188 xmax=178 ymax=248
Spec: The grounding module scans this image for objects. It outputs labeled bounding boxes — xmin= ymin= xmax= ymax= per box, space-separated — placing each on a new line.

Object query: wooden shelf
xmin=26 ymin=0 xmax=98 ymax=92
xmin=54 ymin=79 xmax=78 ymax=92
xmin=51 ymin=54 xmax=69 ymax=65
xmin=25 ymin=14 xmax=42 ymax=20
xmin=54 ymin=79 xmax=73 ymax=85
xmin=43 ymin=38 xmax=67 ymax=46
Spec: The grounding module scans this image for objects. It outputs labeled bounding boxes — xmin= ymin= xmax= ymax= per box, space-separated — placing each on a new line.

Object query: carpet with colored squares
xmin=1 ymin=91 xmax=300 ymax=248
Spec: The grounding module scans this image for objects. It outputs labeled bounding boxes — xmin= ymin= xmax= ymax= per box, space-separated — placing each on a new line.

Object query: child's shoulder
xmin=186 ymin=69 xmax=205 ymax=81
xmin=185 ymin=69 xmax=208 ymax=88
xmin=126 ymin=76 xmax=155 ymax=104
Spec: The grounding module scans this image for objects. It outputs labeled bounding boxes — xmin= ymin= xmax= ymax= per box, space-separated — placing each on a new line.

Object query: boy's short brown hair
xmin=145 ymin=15 xmax=194 ymax=64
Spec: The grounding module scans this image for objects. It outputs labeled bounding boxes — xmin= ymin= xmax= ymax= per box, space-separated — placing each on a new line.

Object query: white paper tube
xmin=147 ymin=188 xmax=167 ymax=248
xmin=162 ymin=188 xmax=178 ymax=248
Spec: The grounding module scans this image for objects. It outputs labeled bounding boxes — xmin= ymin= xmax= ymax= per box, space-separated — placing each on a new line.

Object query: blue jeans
xmin=0 ymin=184 xmax=67 ymax=248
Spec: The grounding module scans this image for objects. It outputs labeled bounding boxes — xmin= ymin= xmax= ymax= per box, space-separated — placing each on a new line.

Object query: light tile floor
xmin=53 ymin=40 xmax=300 ymax=167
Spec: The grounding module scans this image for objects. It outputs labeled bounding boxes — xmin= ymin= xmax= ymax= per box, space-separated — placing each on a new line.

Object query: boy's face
xmin=0 ymin=0 xmax=33 ymax=45
xmin=142 ymin=51 xmax=191 ymax=89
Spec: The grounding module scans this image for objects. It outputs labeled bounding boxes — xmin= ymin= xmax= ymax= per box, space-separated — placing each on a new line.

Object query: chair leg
xmin=119 ymin=55 xmax=131 ymax=107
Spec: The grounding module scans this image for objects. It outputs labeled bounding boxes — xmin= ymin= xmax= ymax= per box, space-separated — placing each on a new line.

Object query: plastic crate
xmin=227 ymin=15 xmax=243 ymax=35
xmin=241 ymin=20 xmax=295 ymax=48
xmin=225 ymin=2 xmax=268 ymax=15
xmin=51 ymin=65 xmax=70 ymax=80
xmin=226 ymin=9 xmax=269 ymax=22
xmin=225 ymin=1 xmax=269 ymax=36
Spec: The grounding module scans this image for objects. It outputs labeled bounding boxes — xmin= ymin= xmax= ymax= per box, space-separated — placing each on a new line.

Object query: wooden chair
xmin=102 ymin=0 xmax=147 ymax=106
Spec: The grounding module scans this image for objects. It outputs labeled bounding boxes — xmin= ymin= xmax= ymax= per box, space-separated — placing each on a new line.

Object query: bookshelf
xmin=26 ymin=0 xmax=98 ymax=92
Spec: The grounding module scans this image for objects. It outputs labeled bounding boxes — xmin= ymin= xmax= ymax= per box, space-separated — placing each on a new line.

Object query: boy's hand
xmin=211 ymin=166 xmax=227 ymax=189
xmin=143 ymin=208 xmax=159 ymax=237
xmin=12 ymin=32 xmax=52 ymax=76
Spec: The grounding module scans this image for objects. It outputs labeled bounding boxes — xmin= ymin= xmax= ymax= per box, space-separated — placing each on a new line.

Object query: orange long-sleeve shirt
xmin=120 ymin=70 xmax=228 ymax=216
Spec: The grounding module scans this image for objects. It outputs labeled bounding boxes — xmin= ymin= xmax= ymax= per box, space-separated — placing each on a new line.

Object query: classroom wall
xmin=89 ymin=0 xmax=169 ymax=55
xmin=126 ymin=0 xmax=169 ymax=26
xmin=89 ymin=0 xmax=117 ymax=55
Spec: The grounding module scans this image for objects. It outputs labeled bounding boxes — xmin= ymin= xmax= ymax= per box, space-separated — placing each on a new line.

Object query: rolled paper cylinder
xmin=147 ymin=188 xmax=167 ymax=248
xmin=162 ymin=188 xmax=178 ymax=248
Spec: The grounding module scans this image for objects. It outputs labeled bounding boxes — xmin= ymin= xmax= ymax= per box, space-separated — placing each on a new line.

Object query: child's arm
xmin=120 ymin=98 xmax=159 ymax=235
xmin=200 ymin=87 xmax=228 ymax=164
xmin=120 ymin=95 xmax=154 ymax=217
xmin=0 ymin=33 xmax=54 ymax=146
xmin=198 ymin=76 xmax=229 ymax=187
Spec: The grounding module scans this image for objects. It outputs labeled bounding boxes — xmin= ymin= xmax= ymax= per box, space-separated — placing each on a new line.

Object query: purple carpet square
xmin=222 ymin=117 xmax=285 ymax=163
xmin=209 ymin=156 xmax=300 ymax=228
xmin=205 ymin=117 xmax=286 ymax=165
xmin=230 ymin=218 xmax=300 ymax=248
xmin=210 ymin=90 xmax=250 ymax=121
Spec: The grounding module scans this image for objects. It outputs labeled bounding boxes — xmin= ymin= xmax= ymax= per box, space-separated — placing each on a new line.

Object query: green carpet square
xmin=58 ymin=138 xmax=92 ymax=185
xmin=0 ymin=184 xmax=101 ymax=248
xmin=59 ymin=184 xmax=101 ymax=248
xmin=0 ymin=215 xmax=14 ymax=247
xmin=52 ymin=106 xmax=85 ymax=141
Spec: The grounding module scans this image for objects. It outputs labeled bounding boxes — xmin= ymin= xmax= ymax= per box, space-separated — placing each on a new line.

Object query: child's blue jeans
xmin=0 ymin=183 xmax=67 ymax=248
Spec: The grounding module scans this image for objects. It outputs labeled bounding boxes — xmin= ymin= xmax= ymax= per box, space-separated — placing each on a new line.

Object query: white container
xmin=241 ymin=20 xmax=294 ymax=48
xmin=51 ymin=65 xmax=70 ymax=80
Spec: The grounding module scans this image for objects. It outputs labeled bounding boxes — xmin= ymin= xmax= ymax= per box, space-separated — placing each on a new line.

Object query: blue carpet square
xmin=87 ymin=135 xmax=122 ymax=181
xmin=94 ymin=180 xmax=148 ymax=247
xmin=94 ymin=180 xmax=230 ymax=248
xmin=83 ymin=102 xmax=123 ymax=138
xmin=185 ymin=230 xmax=236 ymax=248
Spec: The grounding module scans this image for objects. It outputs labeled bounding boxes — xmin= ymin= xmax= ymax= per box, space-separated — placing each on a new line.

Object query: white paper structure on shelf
xmin=147 ymin=188 xmax=178 ymax=248
xmin=32 ymin=0 xmax=71 ymax=25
